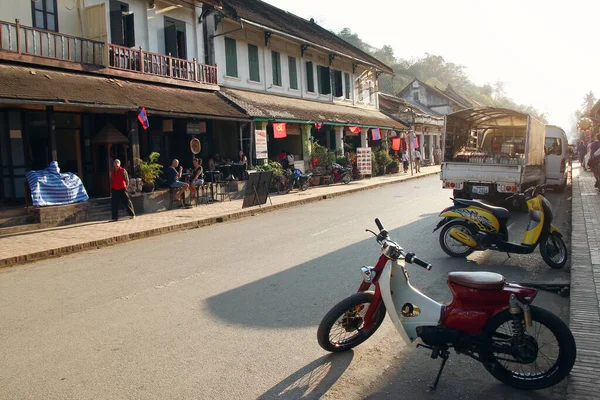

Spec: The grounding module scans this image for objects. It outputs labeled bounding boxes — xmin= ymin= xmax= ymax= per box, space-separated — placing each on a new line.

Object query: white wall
xmin=0 ymin=0 xmax=81 ymax=36
xmin=212 ymin=20 xmax=373 ymax=107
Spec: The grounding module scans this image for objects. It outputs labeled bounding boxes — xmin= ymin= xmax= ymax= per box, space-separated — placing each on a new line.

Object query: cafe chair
xmin=215 ymin=181 xmax=232 ymax=202
xmin=196 ymin=183 xmax=213 ymax=205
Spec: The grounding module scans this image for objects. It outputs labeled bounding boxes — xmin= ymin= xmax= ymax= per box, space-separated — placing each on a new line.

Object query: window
xmin=545 ymin=138 xmax=563 ymax=155
xmin=164 ymin=18 xmax=187 ymax=59
xmin=332 ymin=70 xmax=343 ymax=97
xmin=288 ymin=56 xmax=298 ymax=90
xmin=271 ymin=51 xmax=282 ymax=86
xmin=369 ymin=82 xmax=374 ymax=103
xmin=357 ymin=80 xmax=363 ymax=101
xmin=224 ymin=37 xmax=238 ymax=77
xmin=306 ymin=61 xmax=315 ymax=92
xmin=32 ymin=0 xmax=58 ymax=32
xmin=248 ymin=44 xmax=260 ymax=82
xmin=317 ymin=65 xmax=331 ymax=95
xmin=412 ymin=91 xmax=419 ymax=102
xmin=110 ymin=0 xmax=135 ymax=47
xmin=344 ymin=73 xmax=351 ymax=99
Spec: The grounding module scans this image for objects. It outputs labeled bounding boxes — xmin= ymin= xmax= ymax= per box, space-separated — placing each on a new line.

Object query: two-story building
xmin=0 ymin=0 xmax=401 ymax=203
xmin=395 ymin=78 xmax=482 ymax=164
xmin=0 ymin=0 xmax=250 ymax=201
xmin=203 ymin=0 xmax=405 ymax=169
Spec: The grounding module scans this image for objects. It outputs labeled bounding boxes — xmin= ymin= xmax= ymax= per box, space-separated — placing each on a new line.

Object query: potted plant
xmin=388 ymin=159 xmax=400 ymax=174
xmin=374 ymin=148 xmax=392 ymax=175
xmin=135 ymin=152 xmax=163 ymax=192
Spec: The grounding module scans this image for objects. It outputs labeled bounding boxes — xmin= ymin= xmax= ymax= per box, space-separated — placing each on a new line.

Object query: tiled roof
xmin=220 ymin=88 xmax=407 ymax=129
xmin=444 ymin=85 xmax=482 ymax=108
xmin=0 ymin=64 xmax=248 ymax=119
xmin=379 ymin=93 xmax=443 ymax=118
xmin=218 ymin=0 xmax=392 ymax=73
xmin=399 ymin=78 xmax=467 ymax=109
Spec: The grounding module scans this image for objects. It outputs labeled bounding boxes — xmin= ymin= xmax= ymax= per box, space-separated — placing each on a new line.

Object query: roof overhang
xmin=447 ymin=107 xmax=531 ymax=128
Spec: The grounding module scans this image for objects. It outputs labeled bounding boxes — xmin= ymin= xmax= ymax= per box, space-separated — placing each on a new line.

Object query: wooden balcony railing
xmin=108 ymin=44 xmax=218 ymax=85
xmin=0 ymin=19 xmax=104 ymax=66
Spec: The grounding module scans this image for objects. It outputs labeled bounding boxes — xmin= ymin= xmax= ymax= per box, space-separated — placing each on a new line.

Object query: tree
xmin=581 ymin=91 xmax=596 ymax=115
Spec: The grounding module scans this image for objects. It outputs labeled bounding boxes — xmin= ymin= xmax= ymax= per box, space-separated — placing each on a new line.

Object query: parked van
xmin=545 ymin=125 xmax=568 ymax=191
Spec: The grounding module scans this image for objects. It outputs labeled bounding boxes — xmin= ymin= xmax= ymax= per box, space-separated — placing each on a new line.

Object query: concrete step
xmin=0 ymin=215 xmax=35 ymax=228
xmin=0 ymin=206 xmax=28 ymax=219
xmin=0 ymin=223 xmax=43 ymax=237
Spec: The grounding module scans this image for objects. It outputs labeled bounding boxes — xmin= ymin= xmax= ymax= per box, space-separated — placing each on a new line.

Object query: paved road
xmin=0 ymin=175 xmax=570 ymax=399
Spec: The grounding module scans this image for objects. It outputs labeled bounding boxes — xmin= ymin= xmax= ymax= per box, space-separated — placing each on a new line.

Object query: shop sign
xmin=187 ymin=122 xmax=201 ymax=135
xmin=255 ymin=129 xmax=268 ymax=159
xmin=356 ymin=147 xmax=372 ymax=176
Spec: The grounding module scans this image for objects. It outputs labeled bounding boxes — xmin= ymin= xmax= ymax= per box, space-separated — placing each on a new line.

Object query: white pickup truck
xmin=440 ymin=108 xmax=546 ymax=200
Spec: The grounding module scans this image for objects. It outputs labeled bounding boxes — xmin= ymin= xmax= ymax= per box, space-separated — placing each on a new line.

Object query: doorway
xmin=56 ymin=129 xmax=82 ymax=177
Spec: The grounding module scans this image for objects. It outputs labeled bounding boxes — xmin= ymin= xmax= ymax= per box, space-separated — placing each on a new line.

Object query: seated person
xmin=189 ymin=158 xmax=204 ymax=199
xmin=236 ymin=151 xmax=248 ymax=166
xmin=214 ymin=153 xmax=222 ymax=166
xmin=208 ymin=157 xmax=216 ymax=171
xmin=167 ymin=159 xmax=189 ymax=201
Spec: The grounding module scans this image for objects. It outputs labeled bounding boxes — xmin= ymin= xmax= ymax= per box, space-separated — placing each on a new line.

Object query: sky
xmin=264 ymin=0 xmax=599 ymax=137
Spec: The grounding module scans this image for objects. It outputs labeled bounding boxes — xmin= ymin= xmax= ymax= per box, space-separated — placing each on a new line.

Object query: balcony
xmin=108 ymin=44 xmax=218 ymax=86
xmin=0 ymin=19 xmax=218 ymax=87
xmin=0 ymin=19 xmax=103 ymax=65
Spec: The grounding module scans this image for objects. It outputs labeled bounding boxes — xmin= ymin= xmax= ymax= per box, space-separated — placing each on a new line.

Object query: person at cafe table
xmin=167 ymin=159 xmax=189 ymax=201
xmin=189 ymin=158 xmax=204 ymax=199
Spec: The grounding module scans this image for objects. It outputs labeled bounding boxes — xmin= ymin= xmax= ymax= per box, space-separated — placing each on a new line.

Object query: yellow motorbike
xmin=433 ymin=185 xmax=567 ymax=268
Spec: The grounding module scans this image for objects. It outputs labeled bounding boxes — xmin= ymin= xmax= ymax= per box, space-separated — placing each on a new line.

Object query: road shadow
xmin=204 ymin=215 xmax=478 ymax=329
xmin=257 ymin=352 xmax=353 ymax=400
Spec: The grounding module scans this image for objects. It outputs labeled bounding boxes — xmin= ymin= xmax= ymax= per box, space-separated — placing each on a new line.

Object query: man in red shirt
xmin=110 ymin=159 xmax=135 ymax=221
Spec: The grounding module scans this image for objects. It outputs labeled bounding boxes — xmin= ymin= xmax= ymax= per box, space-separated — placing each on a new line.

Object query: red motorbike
xmin=328 ymin=163 xmax=352 ymax=185
xmin=318 ymin=218 xmax=576 ymax=390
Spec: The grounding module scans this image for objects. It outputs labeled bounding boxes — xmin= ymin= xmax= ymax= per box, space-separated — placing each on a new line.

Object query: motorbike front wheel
xmin=300 ymin=180 xmax=310 ymax=191
xmin=342 ymin=174 xmax=351 ymax=184
xmin=539 ymin=233 xmax=568 ymax=269
xmin=439 ymin=220 xmax=476 ymax=258
xmin=317 ymin=291 xmax=386 ymax=352
xmin=481 ymin=305 xmax=576 ymax=390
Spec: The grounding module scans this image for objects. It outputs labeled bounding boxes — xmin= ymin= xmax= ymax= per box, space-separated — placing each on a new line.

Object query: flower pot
xmin=142 ymin=183 xmax=155 ymax=193
xmin=390 ymin=167 xmax=399 ymax=174
xmin=310 ymin=176 xmax=322 ymax=186
xmin=321 ymin=175 xmax=331 ymax=185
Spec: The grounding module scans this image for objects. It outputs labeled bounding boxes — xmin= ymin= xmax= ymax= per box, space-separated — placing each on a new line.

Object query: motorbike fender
xmin=433 ymin=217 xmax=453 ymax=233
xmin=441 ymin=208 xmax=500 ymax=232
xmin=377 ymin=263 xmax=413 ymax=346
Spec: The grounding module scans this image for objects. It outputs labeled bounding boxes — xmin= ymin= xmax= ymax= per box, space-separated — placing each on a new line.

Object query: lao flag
xmin=137 ymin=107 xmax=149 ymax=130
xmin=412 ymin=135 xmax=419 ymax=149
xmin=392 ymin=137 xmax=401 ymax=151
xmin=348 ymin=126 xmax=360 ymax=134
xmin=273 ymin=122 xmax=287 ymax=138
xmin=315 ymin=121 xmax=324 ymax=130
xmin=371 ymin=127 xmax=381 ymax=141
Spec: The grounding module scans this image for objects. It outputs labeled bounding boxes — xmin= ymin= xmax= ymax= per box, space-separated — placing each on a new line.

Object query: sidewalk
xmin=0 ymin=167 xmax=439 ymax=268
xmin=568 ymin=163 xmax=600 ymax=399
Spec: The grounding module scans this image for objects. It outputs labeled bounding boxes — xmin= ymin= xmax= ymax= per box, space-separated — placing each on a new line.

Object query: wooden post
xmin=139 ymin=46 xmax=144 ymax=72
xmin=193 ymin=58 xmax=198 ymax=81
xmin=47 ymin=106 xmax=57 ymax=161
xmin=128 ymin=112 xmax=140 ymax=162
xmin=15 ymin=19 xmax=21 ymax=54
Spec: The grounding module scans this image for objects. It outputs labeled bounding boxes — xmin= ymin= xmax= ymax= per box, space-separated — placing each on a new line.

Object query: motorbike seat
xmin=454 ymin=199 xmax=511 ymax=220
xmin=448 ymin=271 xmax=505 ymax=290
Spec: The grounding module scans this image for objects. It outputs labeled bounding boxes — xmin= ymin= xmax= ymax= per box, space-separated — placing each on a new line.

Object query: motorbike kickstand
xmin=506 ymin=252 xmax=511 ymax=258
xmin=428 ymin=350 xmax=450 ymax=390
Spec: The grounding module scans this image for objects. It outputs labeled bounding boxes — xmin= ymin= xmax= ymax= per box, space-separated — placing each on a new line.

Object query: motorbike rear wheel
xmin=342 ymin=174 xmax=351 ymax=184
xmin=481 ymin=305 xmax=576 ymax=390
xmin=317 ymin=291 xmax=386 ymax=352
xmin=439 ymin=220 xmax=475 ymax=258
xmin=539 ymin=233 xmax=567 ymax=269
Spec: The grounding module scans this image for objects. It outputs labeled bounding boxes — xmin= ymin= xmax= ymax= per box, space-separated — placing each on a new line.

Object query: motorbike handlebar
xmin=375 ymin=218 xmax=384 ymax=232
xmin=405 ymin=252 xmax=433 ymax=271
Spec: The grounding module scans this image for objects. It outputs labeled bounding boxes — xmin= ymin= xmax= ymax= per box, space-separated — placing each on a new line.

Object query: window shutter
xmin=344 ymin=73 xmax=351 ymax=99
xmin=164 ymin=23 xmax=178 ymax=56
xmin=271 ymin=51 xmax=281 ymax=86
xmin=124 ymin=13 xmax=135 ymax=47
xmin=225 ymin=37 xmax=238 ymax=77
xmin=110 ymin=10 xmax=124 ymax=45
xmin=248 ymin=44 xmax=260 ymax=82
xmin=306 ymin=61 xmax=314 ymax=92
xmin=333 ymin=70 xmax=342 ymax=97
xmin=317 ymin=66 xmax=330 ymax=95
xmin=288 ymin=56 xmax=298 ymax=89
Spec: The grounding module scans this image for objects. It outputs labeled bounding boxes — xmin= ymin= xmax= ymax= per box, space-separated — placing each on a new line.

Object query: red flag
xmin=392 ymin=137 xmax=401 ymax=151
xmin=371 ymin=127 xmax=381 ymax=141
xmin=273 ymin=122 xmax=287 ymax=138
xmin=348 ymin=126 xmax=360 ymax=135
xmin=315 ymin=121 xmax=324 ymax=130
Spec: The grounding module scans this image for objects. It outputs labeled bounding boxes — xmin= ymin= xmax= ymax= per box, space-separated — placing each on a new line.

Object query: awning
xmin=447 ymin=107 xmax=530 ymax=128
xmin=220 ymin=88 xmax=407 ymax=130
xmin=0 ymin=64 xmax=249 ymax=121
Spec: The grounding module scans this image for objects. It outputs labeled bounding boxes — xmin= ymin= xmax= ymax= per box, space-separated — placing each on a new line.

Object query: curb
xmin=0 ymin=171 xmax=440 ymax=268
xmin=567 ymin=165 xmax=600 ymax=400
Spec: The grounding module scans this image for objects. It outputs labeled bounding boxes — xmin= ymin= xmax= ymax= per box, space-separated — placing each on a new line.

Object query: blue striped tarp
xmin=25 ymin=161 xmax=89 ymax=207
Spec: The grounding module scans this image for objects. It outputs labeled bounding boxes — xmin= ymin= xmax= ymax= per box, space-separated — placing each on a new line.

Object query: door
xmin=544 ymin=134 xmax=564 ymax=184
xmin=56 ymin=129 xmax=82 ymax=177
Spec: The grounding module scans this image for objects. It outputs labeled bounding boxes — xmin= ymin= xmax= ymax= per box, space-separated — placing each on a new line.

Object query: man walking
xmin=413 ymin=147 xmax=422 ymax=173
xmin=110 ymin=159 xmax=135 ymax=222
xmin=590 ymin=135 xmax=600 ymax=188
xmin=577 ymin=140 xmax=587 ymax=170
